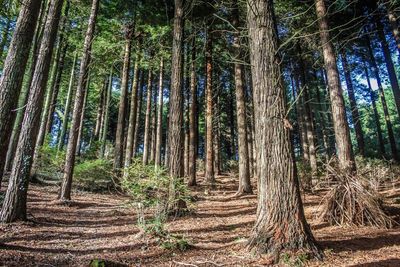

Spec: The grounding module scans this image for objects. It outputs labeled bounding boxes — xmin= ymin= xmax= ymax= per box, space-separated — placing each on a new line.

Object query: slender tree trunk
xmin=142 ymin=70 xmax=153 ymax=165
xmin=205 ymin=27 xmax=215 ymax=185
xmin=125 ymin=52 xmax=141 ymax=169
xmin=93 ymin=78 xmax=107 ymax=141
xmin=150 ymin=87 xmax=157 ymax=163
xmin=372 ymin=4 xmax=400 ymax=118
xmin=295 ymin=72 xmax=310 ymax=165
xmin=366 ymin=34 xmax=398 ymax=161
xmin=315 ymin=0 xmax=355 ymax=172
xmin=167 ymin=0 xmax=186 ymax=213
xmin=132 ymin=71 xmax=144 ymax=157
xmin=155 ymin=58 xmax=164 ymax=167
xmin=340 ymin=49 xmax=365 ymax=156
xmin=76 ymin=76 xmax=90 ymax=156
xmin=232 ymin=0 xmax=251 ymax=194
xmin=213 ymin=93 xmax=221 ymax=175
xmin=59 ymin=0 xmax=99 ymax=201
xmin=364 ymin=64 xmax=385 ymax=157
xmin=114 ymin=25 xmax=133 ymax=170
xmin=0 ymin=0 xmax=64 ymax=222
xmin=100 ymin=70 xmax=112 ymax=158
xmin=0 ymin=0 xmax=42 ymax=186
xmin=246 ymin=0 xmax=322 ymax=258
xmin=188 ymin=39 xmax=197 ymax=186
xmin=58 ymin=52 xmax=77 ymax=150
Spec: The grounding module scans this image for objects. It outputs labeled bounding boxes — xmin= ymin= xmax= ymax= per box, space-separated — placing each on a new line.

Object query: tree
xmin=0 ymin=0 xmax=42 ymax=185
xmin=188 ymin=37 xmax=197 ymax=186
xmin=0 ymin=0 xmax=64 ymax=222
xmin=59 ymin=0 xmax=100 ymax=201
xmin=143 ymin=69 xmax=153 ymax=165
xmin=315 ymin=0 xmax=355 ymax=172
xmin=246 ymin=0 xmax=322 ymax=258
xmin=114 ymin=22 xmax=134 ymax=170
xmin=155 ymin=57 xmax=164 ymax=167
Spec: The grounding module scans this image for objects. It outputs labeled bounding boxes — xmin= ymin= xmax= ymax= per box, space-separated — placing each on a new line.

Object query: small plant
xmin=73 ymin=159 xmax=114 ymax=192
xmin=280 ymin=252 xmax=309 ymax=267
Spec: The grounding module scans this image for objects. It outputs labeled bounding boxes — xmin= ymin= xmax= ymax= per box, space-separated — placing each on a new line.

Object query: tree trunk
xmin=246 ymin=0 xmax=322 ymax=258
xmin=76 ymin=75 xmax=90 ymax=156
xmin=58 ymin=51 xmax=77 ymax=150
xmin=0 ymin=0 xmax=64 ymax=222
xmin=150 ymin=86 xmax=157 ymax=163
xmin=93 ymin=78 xmax=107 ymax=142
xmin=340 ymin=49 xmax=365 ymax=156
xmin=315 ymin=0 xmax=355 ymax=172
xmin=125 ymin=52 xmax=141 ymax=169
xmin=114 ymin=24 xmax=133 ymax=170
xmin=0 ymin=0 xmax=42 ymax=186
xmin=188 ymin=38 xmax=197 ymax=186
xmin=364 ymin=64 xmax=385 ymax=157
xmin=167 ymin=0 xmax=186 ymax=213
xmin=365 ymin=34 xmax=398 ymax=161
xmin=384 ymin=1 xmax=400 ymax=57
xmin=132 ymin=71 xmax=144 ymax=157
xmin=59 ymin=0 xmax=99 ymax=201
xmin=232 ymin=0 xmax=251 ymax=194
xmin=155 ymin=58 xmax=164 ymax=167
xmin=142 ymin=70 xmax=153 ymax=165
xmin=100 ymin=70 xmax=113 ymax=158
xmin=372 ymin=3 xmax=400 ymax=118
xmin=205 ymin=27 xmax=215 ymax=185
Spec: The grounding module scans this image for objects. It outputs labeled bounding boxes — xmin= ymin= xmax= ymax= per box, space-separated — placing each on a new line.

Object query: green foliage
xmin=73 ymin=159 xmax=114 ymax=192
xmin=36 ymin=138 xmax=66 ymax=179
xmin=281 ymin=252 xmax=309 ymax=267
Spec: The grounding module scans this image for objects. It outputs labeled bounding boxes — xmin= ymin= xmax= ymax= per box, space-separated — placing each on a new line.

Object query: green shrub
xmin=73 ymin=159 xmax=114 ymax=192
xmin=35 ymin=139 xmax=65 ymax=180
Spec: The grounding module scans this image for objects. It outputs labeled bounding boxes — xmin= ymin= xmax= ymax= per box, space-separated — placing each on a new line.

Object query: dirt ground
xmin=0 ymin=174 xmax=399 ymax=267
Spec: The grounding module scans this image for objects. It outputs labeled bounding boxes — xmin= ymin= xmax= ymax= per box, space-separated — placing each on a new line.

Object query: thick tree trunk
xmin=366 ymin=35 xmax=398 ymax=161
xmin=142 ymin=70 xmax=153 ymax=165
xmin=315 ymin=0 xmax=355 ymax=172
xmin=155 ymin=58 xmax=164 ymax=167
xmin=125 ymin=52 xmax=141 ymax=169
xmin=246 ymin=0 xmax=322 ymax=258
xmin=59 ymin=0 xmax=99 ymax=201
xmin=205 ymin=27 xmax=215 ymax=185
xmin=340 ymin=49 xmax=365 ymax=156
xmin=364 ymin=65 xmax=385 ymax=157
xmin=167 ymin=0 xmax=186 ymax=213
xmin=372 ymin=4 xmax=400 ymax=118
xmin=0 ymin=0 xmax=64 ymax=222
xmin=114 ymin=25 xmax=133 ymax=170
xmin=100 ymin=71 xmax=113 ymax=158
xmin=188 ymin=39 xmax=197 ymax=186
xmin=0 ymin=0 xmax=42 ymax=186
xmin=58 ymin=52 xmax=77 ymax=150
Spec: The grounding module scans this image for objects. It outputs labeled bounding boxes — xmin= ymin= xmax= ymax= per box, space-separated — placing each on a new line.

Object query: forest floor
xmin=0 ymin=174 xmax=400 ymax=266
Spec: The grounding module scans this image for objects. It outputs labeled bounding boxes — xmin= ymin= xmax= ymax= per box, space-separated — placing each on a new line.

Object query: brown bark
xmin=132 ymin=71 xmax=144 ymax=157
xmin=125 ymin=51 xmax=141 ymax=169
xmin=100 ymin=70 xmax=113 ymax=158
xmin=188 ymin=39 xmax=197 ymax=186
xmin=59 ymin=0 xmax=99 ymax=201
xmin=340 ymin=49 xmax=365 ymax=156
xmin=93 ymin=78 xmax=107 ymax=141
xmin=366 ymin=34 xmax=398 ymax=161
xmin=76 ymin=76 xmax=90 ymax=156
xmin=315 ymin=0 xmax=355 ymax=172
xmin=246 ymin=0 xmax=322 ymax=258
xmin=155 ymin=58 xmax=164 ymax=167
xmin=205 ymin=27 xmax=215 ymax=185
xmin=142 ymin=70 xmax=153 ymax=165
xmin=0 ymin=0 xmax=42 ymax=186
xmin=167 ymin=0 xmax=186 ymax=213
xmin=114 ymin=24 xmax=134 ymax=170
xmin=0 ymin=0 xmax=64 ymax=222
xmin=150 ymin=85 xmax=157 ymax=163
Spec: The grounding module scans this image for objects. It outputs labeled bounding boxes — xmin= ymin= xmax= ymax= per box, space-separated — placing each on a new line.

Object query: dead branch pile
xmin=318 ymin=163 xmax=394 ymax=228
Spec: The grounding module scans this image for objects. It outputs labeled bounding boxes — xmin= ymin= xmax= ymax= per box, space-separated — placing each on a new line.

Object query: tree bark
xmin=315 ymin=0 xmax=355 ymax=172
xmin=205 ymin=26 xmax=215 ymax=185
xmin=59 ymin=0 xmax=99 ymax=201
xmin=384 ymin=1 xmax=400 ymax=57
xmin=58 ymin=51 xmax=77 ymax=150
xmin=0 ymin=0 xmax=64 ymax=222
xmin=150 ymin=85 xmax=157 ymax=163
xmin=365 ymin=34 xmax=398 ymax=161
xmin=114 ymin=24 xmax=134 ymax=170
xmin=167 ymin=0 xmax=186 ymax=213
xmin=0 ymin=0 xmax=42 ymax=186
xmin=100 ymin=70 xmax=113 ymax=158
xmin=155 ymin=58 xmax=164 ymax=167
xmin=246 ymin=0 xmax=322 ymax=258
xmin=125 ymin=52 xmax=141 ymax=169
xmin=340 ymin=49 xmax=365 ymax=156
xmin=76 ymin=75 xmax=90 ymax=156
xmin=188 ymin=38 xmax=197 ymax=186
xmin=142 ymin=70 xmax=153 ymax=165
xmin=93 ymin=77 xmax=107 ymax=142
xmin=132 ymin=71 xmax=144 ymax=158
